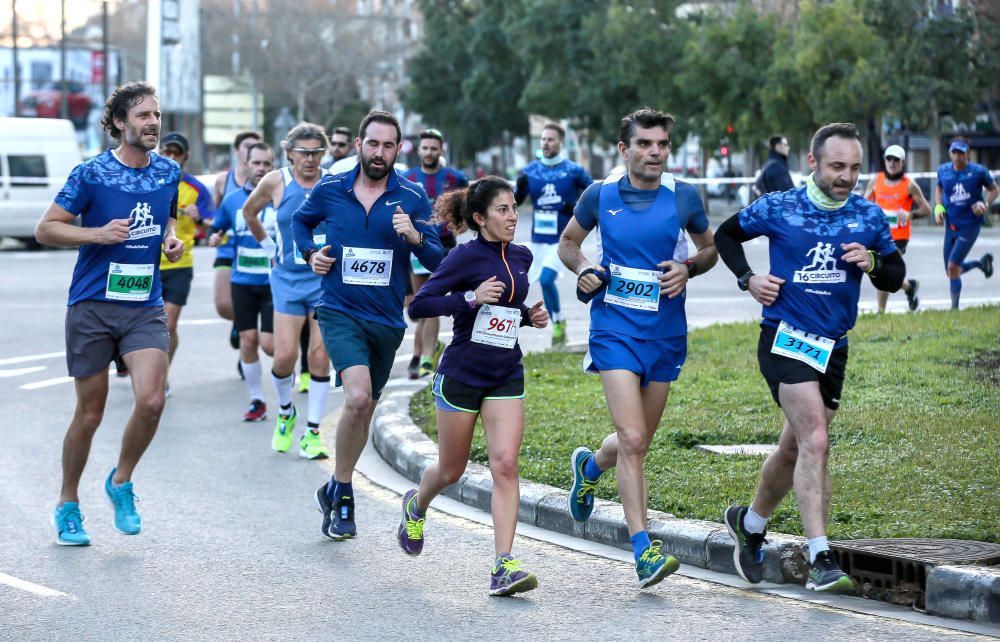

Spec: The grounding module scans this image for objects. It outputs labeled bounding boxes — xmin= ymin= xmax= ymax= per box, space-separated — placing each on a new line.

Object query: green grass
xmin=410 ymin=306 xmax=1000 ymax=543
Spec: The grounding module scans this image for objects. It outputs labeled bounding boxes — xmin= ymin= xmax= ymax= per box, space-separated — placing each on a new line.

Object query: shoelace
xmin=495 ymin=557 xmax=525 ymax=576
xmin=576 ymin=477 xmax=599 ymax=501
xmin=112 ymin=487 xmax=138 ymax=511
xmin=639 ymin=541 xmax=665 ymax=565
xmin=404 ymin=515 xmax=425 ymax=540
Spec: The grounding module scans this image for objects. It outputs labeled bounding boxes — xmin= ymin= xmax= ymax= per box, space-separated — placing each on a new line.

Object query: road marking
xmin=0 ymin=572 xmax=67 ymax=597
xmin=0 ymin=351 xmax=65 ymax=367
xmin=178 ymin=318 xmax=229 ymax=326
xmin=0 ymin=366 xmax=46 ymax=378
xmin=21 ymin=376 xmax=74 ymax=390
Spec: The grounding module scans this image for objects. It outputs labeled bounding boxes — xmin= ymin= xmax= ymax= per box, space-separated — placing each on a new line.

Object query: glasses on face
xmin=885 ymin=156 xmax=902 ymax=163
xmin=290 ymin=147 xmax=326 ymax=157
xmin=331 ymin=142 xmax=350 ymax=148
xmin=950 ymin=149 xmax=967 ymax=155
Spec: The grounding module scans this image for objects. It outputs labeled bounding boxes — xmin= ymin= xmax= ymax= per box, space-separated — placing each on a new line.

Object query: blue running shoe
xmin=806 ymin=550 xmax=854 ymax=593
xmin=314 ymin=483 xmax=336 ymax=541
xmin=568 ymin=446 xmax=599 ymax=522
xmin=635 ymin=540 xmax=679 ymax=588
xmin=104 ymin=468 xmax=141 ymax=535
xmin=329 ymin=494 xmax=357 ymax=541
xmin=52 ymin=502 xmax=90 ymax=546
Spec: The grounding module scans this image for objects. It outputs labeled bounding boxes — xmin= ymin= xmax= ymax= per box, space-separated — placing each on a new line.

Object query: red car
xmin=19 ymin=81 xmax=92 ymax=129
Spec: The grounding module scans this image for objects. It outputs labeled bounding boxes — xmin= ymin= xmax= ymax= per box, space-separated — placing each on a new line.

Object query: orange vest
xmin=873 ymin=173 xmax=913 ymax=241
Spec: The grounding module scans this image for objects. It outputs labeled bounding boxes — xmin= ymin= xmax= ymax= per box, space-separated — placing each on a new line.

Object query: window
xmin=8 ymin=155 xmax=47 ymax=187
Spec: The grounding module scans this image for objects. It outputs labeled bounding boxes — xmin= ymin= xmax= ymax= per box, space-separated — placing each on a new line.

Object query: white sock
xmin=807 ymin=536 xmax=829 ymax=563
xmin=308 ymin=376 xmax=331 ymax=426
xmin=744 ymin=507 xmax=768 ymax=534
xmin=272 ymin=370 xmax=294 ymax=411
xmin=242 ymin=360 xmax=263 ymax=401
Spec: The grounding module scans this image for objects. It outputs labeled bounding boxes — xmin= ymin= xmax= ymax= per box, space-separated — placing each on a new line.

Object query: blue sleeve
xmin=291 ymin=181 xmax=327 ymax=253
xmin=211 ymin=201 xmax=232 ymax=234
xmin=573 ymin=182 xmax=602 ymax=231
xmin=456 ymin=170 xmax=469 ymax=188
xmin=54 ymin=163 xmax=90 ymax=216
xmin=575 ymin=165 xmax=594 ymax=192
xmin=675 ymin=182 xmax=709 ymax=234
xmin=980 ymin=165 xmax=995 ymax=189
xmin=410 ymin=192 xmax=444 ymax=271
xmin=737 ymin=192 xmax=778 ymax=238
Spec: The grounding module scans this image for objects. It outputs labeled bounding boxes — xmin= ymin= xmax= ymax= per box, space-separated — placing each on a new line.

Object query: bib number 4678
xmin=349 ymin=260 xmax=386 ymax=275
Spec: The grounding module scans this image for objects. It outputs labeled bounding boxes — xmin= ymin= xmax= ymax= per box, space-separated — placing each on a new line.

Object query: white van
xmin=0 ymin=117 xmax=81 ymax=244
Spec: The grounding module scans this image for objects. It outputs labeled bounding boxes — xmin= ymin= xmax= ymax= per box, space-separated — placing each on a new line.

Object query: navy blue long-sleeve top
xmin=409 ymin=235 xmax=534 ymax=388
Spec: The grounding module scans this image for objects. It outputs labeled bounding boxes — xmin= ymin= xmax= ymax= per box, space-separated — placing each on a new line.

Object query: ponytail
xmin=432 ymin=176 xmax=511 ymax=234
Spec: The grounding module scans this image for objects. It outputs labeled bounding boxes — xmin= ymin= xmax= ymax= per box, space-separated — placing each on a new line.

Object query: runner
xmin=515 ymin=123 xmax=592 ymax=346
xmin=291 ymin=110 xmax=442 ymax=541
xmin=863 ymin=144 xmax=931 ymax=312
xmin=157 ymin=132 xmax=214 ymax=396
xmin=35 ymin=81 xmax=183 ymax=545
xmin=558 ymin=108 xmax=718 ymax=588
xmin=402 ymin=128 xmax=469 ymax=378
xmin=212 ymin=131 xmax=262 ymax=361
xmin=321 ymin=126 xmax=353 ymax=170
xmin=242 ymin=122 xmax=331 ymax=459
xmin=398 ymin=176 xmax=547 ymax=596
xmin=713 ymin=122 xmax=905 ymax=592
xmin=934 ymin=136 xmax=998 ymax=309
xmin=210 ymin=142 xmax=277 ymax=421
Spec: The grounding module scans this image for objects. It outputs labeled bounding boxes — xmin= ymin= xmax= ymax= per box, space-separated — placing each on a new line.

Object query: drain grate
xmin=830 ymin=538 xmax=1000 ymax=610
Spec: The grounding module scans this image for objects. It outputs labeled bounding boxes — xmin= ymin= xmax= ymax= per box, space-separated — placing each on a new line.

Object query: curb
xmin=371 ymin=382 xmax=1000 ymax=626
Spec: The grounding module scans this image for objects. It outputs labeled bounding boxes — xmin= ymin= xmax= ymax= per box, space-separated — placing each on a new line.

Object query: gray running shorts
xmin=65 ymin=300 xmax=169 ymax=377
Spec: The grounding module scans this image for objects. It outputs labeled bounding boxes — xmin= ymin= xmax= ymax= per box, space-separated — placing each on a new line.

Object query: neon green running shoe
xmin=418 ymin=357 xmax=434 ymax=378
xmin=430 ymin=340 xmax=446 ymax=369
xmin=299 ymin=429 xmax=329 ymax=460
xmin=297 ymin=372 xmax=311 ymax=394
xmin=272 ymin=406 xmax=297 ymax=453
xmin=552 ymin=320 xmax=567 ymax=346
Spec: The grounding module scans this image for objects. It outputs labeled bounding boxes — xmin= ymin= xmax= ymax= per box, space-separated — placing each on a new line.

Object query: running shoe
xmin=299 ymin=430 xmax=329 ymax=460
xmin=568 ymin=446 xmax=599 ymax=522
xmin=397 ymin=489 xmax=425 ymax=556
xmin=430 ymin=340 xmax=446 ymax=369
xmin=635 ymin=540 xmax=679 ymax=588
xmin=806 ymin=550 xmax=853 ymax=593
xmin=407 ymin=355 xmax=420 ymax=380
xmin=297 ymin=372 xmax=311 ymax=394
xmin=552 ymin=320 xmax=567 ymax=346
xmin=905 ymin=279 xmax=920 ymax=311
xmin=114 ymin=355 xmax=129 ymax=378
xmin=272 ymin=406 xmax=297 ymax=452
xmin=229 ymin=325 xmax=240 ymax=350
xmin=103 ymin=468 xmax=141 ymax=535
xmin=982 ymin=252 xmax=994 ymax=278
xmin=328 ymin=493 xmax=356 ymax=540
xmin=315 ymin=483 xmax=336 ymax=540
xmin=418 ymin=357 xmax=434 ymax=378
xmin=489 ymin=555 xmax=538 ymax=596
xmin=52 ymin=502 xmax=90 ymax=546
xmin=244 ymin=399 xmax=267 ymax=422
xmin=723 ymin=505 xmax=766 ymax=584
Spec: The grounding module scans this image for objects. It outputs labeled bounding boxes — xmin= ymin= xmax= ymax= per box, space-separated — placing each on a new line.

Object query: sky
xmin=5 ymin=0 xmax=101 ymax=45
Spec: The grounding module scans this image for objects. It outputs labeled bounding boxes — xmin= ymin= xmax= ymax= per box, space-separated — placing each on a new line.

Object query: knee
xmin=799 ymin=427 xmax=829 ymax=460
xmin=947 ymin=265 xmax=961 ymax=279
xmin=343 ymin=389 xmax=372 ymax=415
xmin=440 ymin=464 xmax=466 ymax=486
xmin=136 ymin=392 xmax=166 ymax=420
xmin=75 ymin=404 xmax=105 ymax=433
xmin=617 ymin=430 xmax=650 ymax=458
xmin=489 ymin=452 xmax=519 ymax=482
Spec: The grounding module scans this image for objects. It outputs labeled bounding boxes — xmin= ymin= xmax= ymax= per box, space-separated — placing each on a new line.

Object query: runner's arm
xmin=290 ymin=183 xmax=325 ymax=255
xmin=868 ymin=250 xmax=905 ymax=292
xmin=213 ymin=173 xmax=226 ymax=208
xmin=408 ymin=198 xmax=445 ymax=272
xmin=242 ymin=170 xmax=279 ymax=243
xmin=35 ymin=203 xmax=115 ymax=246
xmin=713 ymin=213 xmax=755 ymax=277
xmin=863 ymin=179 xmax=876 ymax=201
xmin=408 ymin=251 xmax=466 ymax=319
xmin=686 ymin=227 xmax=718 ymax=278
xmin=557 ymin=217 xmax=594 ymax=276
xmin=908 ymin=180 xmax=931 ymax=218
xmin=514 ymin=174 xmax=529 ymax=206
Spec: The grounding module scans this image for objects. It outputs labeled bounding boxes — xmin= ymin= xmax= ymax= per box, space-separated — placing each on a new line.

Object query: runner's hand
xmin=577 ymin=265 xmax=605 ymax=293
xmin=527 ymin=300 xmax=548 ymax=328
xmin=896 ymin=209 xmax=910 ymax=225
xmin=474 ymin=276 xmax=505 ymax=304
xmin=208 ymin=231 xmax=222 ymax=247
xmin=163 ymin=236 xmax=184 ymax=263
xmin=96 ymin=217 xmax=132 ymax=244
xmin=840 ymin=242 xmax=871 ymax=271
xmin=972 ymin=201 xmax=988 ymax=216
xmin=392 ymin=206 xmax=420 ymax=244
xmin=749 ymin=274 xmax=784 ymax=306
xmin=657 ymin=260 xmax=687 ymax=298
xmin=182 ymin=203 xmax=201 ymax=223
xmin=309 ymin=245 xmax=336 ymax=275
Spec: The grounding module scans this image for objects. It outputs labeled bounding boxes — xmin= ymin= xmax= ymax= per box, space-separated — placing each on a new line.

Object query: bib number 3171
xmin=770 ymin=321 xmax=834 ymax=373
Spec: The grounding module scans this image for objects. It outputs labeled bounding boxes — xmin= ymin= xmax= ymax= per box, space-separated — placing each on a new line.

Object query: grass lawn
xmin=411 ymin=306 xmax=1000 ymax=543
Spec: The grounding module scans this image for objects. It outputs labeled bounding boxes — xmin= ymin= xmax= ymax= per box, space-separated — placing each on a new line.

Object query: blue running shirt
xmin=56 ymin=150 xmax=181 ymax=307
xmin=738 ymin=187 xmax=898 ymax=341
xmin=519 ymin=159 xmax=593 ymax=243
xmin=275 ymin=167 xmax=328 ymax=272
xmin=936 ymin=161 xmax=995 ymax=228
xmin=212 ymin=187 xmax=278 ymax=286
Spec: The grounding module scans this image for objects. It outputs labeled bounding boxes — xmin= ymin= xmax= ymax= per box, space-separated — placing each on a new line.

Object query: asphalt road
xmin=0 ymin=227 xmax=997 ymax=640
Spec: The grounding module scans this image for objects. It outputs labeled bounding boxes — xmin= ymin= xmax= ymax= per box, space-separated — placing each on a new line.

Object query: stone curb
xmin=372 ymin=382 xmax=999 ymax=625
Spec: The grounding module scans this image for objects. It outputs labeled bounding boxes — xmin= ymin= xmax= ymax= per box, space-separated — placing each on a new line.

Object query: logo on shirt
xmin=793 ymin=242 xmax=846 ymax=285
xmin=950 ymin=182 xmax=970 ymax=204
xmin=127 ymin=202 xmax=161 ymax=240
xmin=536 ymin=183 xmax=562 ymax=207
xmin=607 ymin=209 xmax=622 ymax=216
xmin=386 ymin=200 xmax=402 ymax=206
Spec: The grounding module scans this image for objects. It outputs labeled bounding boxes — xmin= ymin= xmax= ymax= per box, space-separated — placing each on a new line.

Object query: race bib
xmin=604 ymin=263 xmax=659 ymax=312
xmin=106 ymin=262 xmax=154 ymax=302
xmin=771 ymin=321 xmax=834 ymax=373
xmin=882 ymin=209 xmax=898 ymax=228
xmin=237 ymin=245 xmax=272 ymax=275
xmin=471 ymin=305 xmax=521 ymax=349
xmin=533 ymin=210 xmax=558 ymax=236
xmin=410 ymin=253 xmax=431 ymax=276
xmin=294 ymin=234 xmax=326 ymax=265
xmin=342 ymin=247 xmax=392 ymax=286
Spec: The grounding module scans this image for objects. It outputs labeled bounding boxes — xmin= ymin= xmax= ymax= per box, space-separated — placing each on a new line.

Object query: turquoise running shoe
xmin=635 ymin=540 xmax=679 ymax=588
xmin=568 ymin=446 xmax=599 ymax=522
xmin=53 ymin=502 xmax=90 ymax=546
xmin=104 ymin=468 xmax=141 ymax=535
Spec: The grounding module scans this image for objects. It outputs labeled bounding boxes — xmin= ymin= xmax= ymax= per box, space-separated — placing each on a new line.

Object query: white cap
xmin=884 ymin=145 xmax=906 ymax=160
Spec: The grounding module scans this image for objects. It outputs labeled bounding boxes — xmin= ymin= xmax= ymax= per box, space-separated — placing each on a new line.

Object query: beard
xmin=124 ymin=123 xmax=158 ymax=152
xmin=814 ymin=172 xmax=854 ymax=200
xmin=360 ymin=152 xmax=392 ymax=180
xmin=886 ymin=169 xmax=905 ymax=181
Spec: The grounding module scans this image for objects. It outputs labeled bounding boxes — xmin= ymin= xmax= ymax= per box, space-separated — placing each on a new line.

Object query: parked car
xmin=19 ymin=81 xmax=92 ymax=129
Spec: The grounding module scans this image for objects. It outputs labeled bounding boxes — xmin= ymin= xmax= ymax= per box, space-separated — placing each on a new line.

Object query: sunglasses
xmin=331 ymin=142 xmax=350 ymax=147
xmin=290 ymin=147 xmax=326 ymax=156
xmin=884 ymin=156 xmax=902 ymax=162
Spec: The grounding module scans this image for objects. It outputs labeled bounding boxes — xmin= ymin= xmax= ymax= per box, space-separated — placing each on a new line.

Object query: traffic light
xmin=726 ymin=124 xmax=735 ymax=135
xmin=720 ymin=145 xmax=729 ymax=157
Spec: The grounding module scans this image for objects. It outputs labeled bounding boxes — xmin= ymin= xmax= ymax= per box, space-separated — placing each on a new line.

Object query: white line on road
xmin=21 ymin=376 xmax=74 ymax=390
xmin=0 ymin=351 xmax=65 ymax=367
xmin=178 ymin=318 xmax=229 ymax=326
xmin=0 ymin=572 xmax=68 ymax=597
xmin=0 ymin=366 xmax=46 ymax=378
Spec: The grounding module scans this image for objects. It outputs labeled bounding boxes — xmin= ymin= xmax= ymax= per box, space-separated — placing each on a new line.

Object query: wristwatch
xmin=301 ymin=248 xmax=317 ymax=265
xmin=464 ymin=290 xmax=477 ymax=308
xmin=737 ymin=270 xmax=755 ymax=291
xmin=684 ymin=258 xmax=698 ymax=279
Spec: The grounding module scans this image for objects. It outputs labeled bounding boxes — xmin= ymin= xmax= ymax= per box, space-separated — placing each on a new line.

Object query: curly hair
xmin=101 ymin=81 xmax=157 ymax=140
xmin=434 ymin=176 xmax=512 ymax=235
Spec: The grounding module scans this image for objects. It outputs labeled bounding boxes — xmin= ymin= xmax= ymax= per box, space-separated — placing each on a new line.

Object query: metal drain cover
xmin=831 ymin=538 xmax=1000 ymax=566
